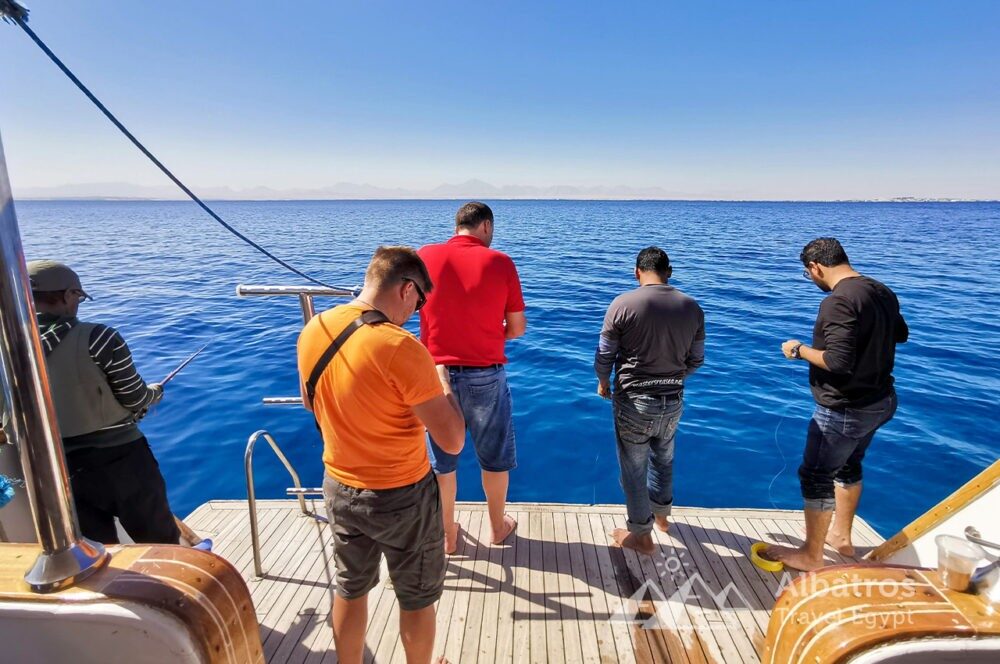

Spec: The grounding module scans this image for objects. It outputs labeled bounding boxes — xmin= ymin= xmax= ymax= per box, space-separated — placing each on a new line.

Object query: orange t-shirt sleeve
xmin=388 ymin=334 xmax=444 ymax=406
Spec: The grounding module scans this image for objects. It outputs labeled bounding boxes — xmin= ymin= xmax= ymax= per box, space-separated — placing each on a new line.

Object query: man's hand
xmin=435 ymin=365 xmax=454 ymax=393
xmin=597 ymin=379 xmax=612 ymax=399
xmin=149 ymin=382 xmax=164 ymax=403
xmin=782 ymin=339 xmax=802 ymax=360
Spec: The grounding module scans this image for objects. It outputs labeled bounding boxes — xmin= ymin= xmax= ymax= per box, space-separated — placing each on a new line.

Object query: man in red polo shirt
xmin=419 ymin=202 xmax=527 ymax=554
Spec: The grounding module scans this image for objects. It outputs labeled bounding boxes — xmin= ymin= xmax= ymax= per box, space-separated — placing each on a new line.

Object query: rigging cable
xmin=1 ymin=2 xmax=346 ymax=291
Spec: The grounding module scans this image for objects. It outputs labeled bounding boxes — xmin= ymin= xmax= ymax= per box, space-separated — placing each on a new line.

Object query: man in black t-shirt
xmin=765 ymin=238 xmax=908 ymax=571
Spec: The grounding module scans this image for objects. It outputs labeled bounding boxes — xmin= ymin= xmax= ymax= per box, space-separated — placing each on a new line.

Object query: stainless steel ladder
xmin=238 ymin=284 xmax=353 ymax=578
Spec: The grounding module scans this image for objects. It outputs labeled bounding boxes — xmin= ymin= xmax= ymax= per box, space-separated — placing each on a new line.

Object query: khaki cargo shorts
xmin=323 ymin=471 xmax=445 ymax=610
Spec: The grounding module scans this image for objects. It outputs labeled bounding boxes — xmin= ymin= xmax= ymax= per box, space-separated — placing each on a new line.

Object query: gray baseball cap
xmin=26 ymin=260 xmax=93 ymax=300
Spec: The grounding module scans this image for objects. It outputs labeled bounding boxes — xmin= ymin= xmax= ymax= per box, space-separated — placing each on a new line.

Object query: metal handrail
xmin=966 ymin=526 xmax=1000 ymax=552
xmin=236 ymin=284 xmax=357 ymax=325
xmin=244 ymin=429 xmax=312 ymax=578
xmin=0 ymin=131 xmax=109 ymax=591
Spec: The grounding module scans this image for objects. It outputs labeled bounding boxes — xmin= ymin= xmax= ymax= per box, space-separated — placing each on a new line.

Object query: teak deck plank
xmin=585 ymin=512 xmax=636 ymax=663
xmin=185 ymin=501 xmax=885 ymax=663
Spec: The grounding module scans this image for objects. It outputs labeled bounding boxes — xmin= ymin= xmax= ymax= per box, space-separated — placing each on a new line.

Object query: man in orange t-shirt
xmin=297 ymin=246 xmax=464 ymax=664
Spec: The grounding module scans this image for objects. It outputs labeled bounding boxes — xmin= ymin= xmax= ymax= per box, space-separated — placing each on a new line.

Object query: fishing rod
xmin=134 ymin=344 xmax=208 ymax=423
xmin=159 ymin=344 xmax=208 ymax=387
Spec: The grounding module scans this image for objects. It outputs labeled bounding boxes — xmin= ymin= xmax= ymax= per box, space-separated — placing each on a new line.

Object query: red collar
xmin=448 ymin=234 xmax=486 ymax=247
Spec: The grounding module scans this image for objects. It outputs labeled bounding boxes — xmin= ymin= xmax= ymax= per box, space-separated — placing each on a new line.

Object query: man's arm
xmin=895 ymin=311 xmax=909 ymax=344
xmin=89 ymin=325 xmax=162 ymax=413
xmin=782 ymin=341 xmax=831 ymax=371
xmin=594 ymin=305 xmax=621 ymax=399
xmin=685 ymin=339 xmax=705 ymax=375
xmin=685 ymin=308 xmax=706 ymax=375
xmin=413 ymin=366 xmax=465 ymax=454
xmin=504 ymin=311 xmax=527 ymax=339
xmin=504 ymin=259 xmax=527 ymax=340
xmin=782 ymin=297 xmax=855 ymax=373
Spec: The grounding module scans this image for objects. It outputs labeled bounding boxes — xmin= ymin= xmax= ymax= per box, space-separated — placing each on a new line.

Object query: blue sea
xmin=13 ymin=200 xmax=1000 ymax=536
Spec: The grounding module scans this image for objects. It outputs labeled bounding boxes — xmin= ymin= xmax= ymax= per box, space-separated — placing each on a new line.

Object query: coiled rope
xmin=2 ymin=1 xmax=346 ymax=291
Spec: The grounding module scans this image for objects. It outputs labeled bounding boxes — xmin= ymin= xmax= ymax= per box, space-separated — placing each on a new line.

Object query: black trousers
xmin=66 ymin=437 xmax=180 ymax=544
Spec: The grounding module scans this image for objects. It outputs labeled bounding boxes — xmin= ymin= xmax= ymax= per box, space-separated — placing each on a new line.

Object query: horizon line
xmin=14 ymin=196 xmax=1000 ymax=204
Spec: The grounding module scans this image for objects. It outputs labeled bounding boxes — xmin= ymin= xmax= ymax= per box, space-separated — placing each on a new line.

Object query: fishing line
xmin=2 ymin=2 xmax=348 ymax=291
xmin=767 ymin=378 xmax=809 ymax=510
xmin=767 ymin=411 xmax=792 ymax=510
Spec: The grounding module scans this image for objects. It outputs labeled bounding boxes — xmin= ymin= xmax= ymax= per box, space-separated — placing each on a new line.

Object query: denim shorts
xmin=798 ymin=390 xmax=898 ymax=511
xmin=323 ymin=471 xmax=445 ymax=610
xmin=428 ymin=365 xmax=517 ymax=474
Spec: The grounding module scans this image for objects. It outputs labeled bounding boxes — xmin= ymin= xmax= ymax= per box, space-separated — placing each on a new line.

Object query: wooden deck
xmin=184 ymin=501 xmax=883 ymax=664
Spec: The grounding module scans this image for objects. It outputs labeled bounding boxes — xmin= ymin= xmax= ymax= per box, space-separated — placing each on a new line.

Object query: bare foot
xmin=444 ymin=523 xmax=461 ymax=555
xmin=654 ymin=515 xmax=669 ymax=533
xmin=825 ymin=530 xmax=856 ymax=557
xmin=491 ymin=514 xmax=517 ymax=545
xmin=435 ymin=657 xmax=450 ymax=664
xmin=611 ymin=528 xmax=657 ymax=557
xmin=764 ymin=544 xmax=826 ymax=572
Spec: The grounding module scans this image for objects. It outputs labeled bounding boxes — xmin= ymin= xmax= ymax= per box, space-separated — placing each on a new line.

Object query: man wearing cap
xmin=25 ymin=260 xmax=179 ymax=544
xmin=595 ymin=246 xmax=705 ymax=556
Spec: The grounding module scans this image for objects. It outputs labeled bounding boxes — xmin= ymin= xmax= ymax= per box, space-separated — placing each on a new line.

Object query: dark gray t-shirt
xmin=595 ymin=284 xmax=705 ymax=396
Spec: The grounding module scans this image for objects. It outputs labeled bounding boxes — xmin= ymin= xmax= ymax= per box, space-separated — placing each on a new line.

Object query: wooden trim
xmin=0 ymin=543 xmax=263 ymax=663
xmin=867 ymin=459 xmax=1000 ymax=562
xmin=760 ymin=564 xmax=1000 ymax=664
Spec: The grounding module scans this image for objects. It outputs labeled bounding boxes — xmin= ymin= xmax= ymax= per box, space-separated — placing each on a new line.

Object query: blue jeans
xmin=428 ymin=365 xmax=517 ymax=474
xmin=613 ymin=392 xmax=684 ymax=535
xmin=799 ymin=390 xmax=897 ymax=511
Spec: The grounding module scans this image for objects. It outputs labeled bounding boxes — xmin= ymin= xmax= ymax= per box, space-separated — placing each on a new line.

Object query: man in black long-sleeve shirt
xmin=765 ymin=238 xmax=908 ymax=571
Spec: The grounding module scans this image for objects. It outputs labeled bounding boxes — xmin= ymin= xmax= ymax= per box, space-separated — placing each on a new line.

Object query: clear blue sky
xmin=1 ymin=1 xmax=998 ymax=199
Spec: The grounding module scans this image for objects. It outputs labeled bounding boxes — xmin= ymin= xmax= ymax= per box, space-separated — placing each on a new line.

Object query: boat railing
xmin=239 ymin=284 xmax=352 ymax=576
xmin=237 ymin=283 xmax=354 ymax=406
xmin=0 ymin=131 xmax=109 ymax=591
xmin=244 ymin=429 xmax=325 ymax=578
xmin=236 ymin=284 xmax=355 ymax=324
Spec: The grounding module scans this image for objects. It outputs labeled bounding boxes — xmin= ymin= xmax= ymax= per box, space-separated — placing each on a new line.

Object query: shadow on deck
xmin=185 ymin=501 xmax=883 ymax=664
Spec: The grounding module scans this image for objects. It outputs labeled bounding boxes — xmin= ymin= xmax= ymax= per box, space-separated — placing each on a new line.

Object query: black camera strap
xmin=306 ymin=309 xmax=389 ymax=407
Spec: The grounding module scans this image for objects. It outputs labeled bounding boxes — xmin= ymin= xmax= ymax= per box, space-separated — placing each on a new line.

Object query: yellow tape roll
xmin=750 ymin=542 xmax=785 ymax=572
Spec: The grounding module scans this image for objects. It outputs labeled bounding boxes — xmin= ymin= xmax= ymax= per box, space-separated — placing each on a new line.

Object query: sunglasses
xmin=402 ymin=277 xmax=427 ymax=311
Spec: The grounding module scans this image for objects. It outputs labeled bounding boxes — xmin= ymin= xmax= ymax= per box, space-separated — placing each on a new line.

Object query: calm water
xmin=12 ymin=200 xmax=1000 ymax=536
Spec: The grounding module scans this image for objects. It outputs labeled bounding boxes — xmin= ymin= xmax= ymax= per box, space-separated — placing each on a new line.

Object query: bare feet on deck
xmin=825 ymin=530 xmax=856 ymax=557
xmin=491 ymin=514 xmax=517 ymax=545
xmin=654 ymin=515 xmax=669 ymax=533
xmin=444 ymin=523 xmax=461 ymax=555
xmin=762 ymin=544 xmax=826 ymax=572
xmin=436 ymin=656 xmax=450 ymax=664
xmin=611 ymin=528 xmax=657 ymax=557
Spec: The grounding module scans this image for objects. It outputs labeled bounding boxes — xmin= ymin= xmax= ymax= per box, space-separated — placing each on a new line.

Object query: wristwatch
xmin=791 ymin=342 xmax=804 ymax=359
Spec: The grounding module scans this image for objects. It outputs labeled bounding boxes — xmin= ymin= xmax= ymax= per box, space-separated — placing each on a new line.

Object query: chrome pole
xmin=298 ymin=293 xmax=315 ymax=323
xmin=0 ymin=132 xmax=109 ymax=591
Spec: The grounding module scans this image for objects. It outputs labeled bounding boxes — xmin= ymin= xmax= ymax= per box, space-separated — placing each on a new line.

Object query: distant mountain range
xmin=11 ymin=179 xmax=745 ymax=201
xmin=13 ymin=180 xmax=995 ymax=202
